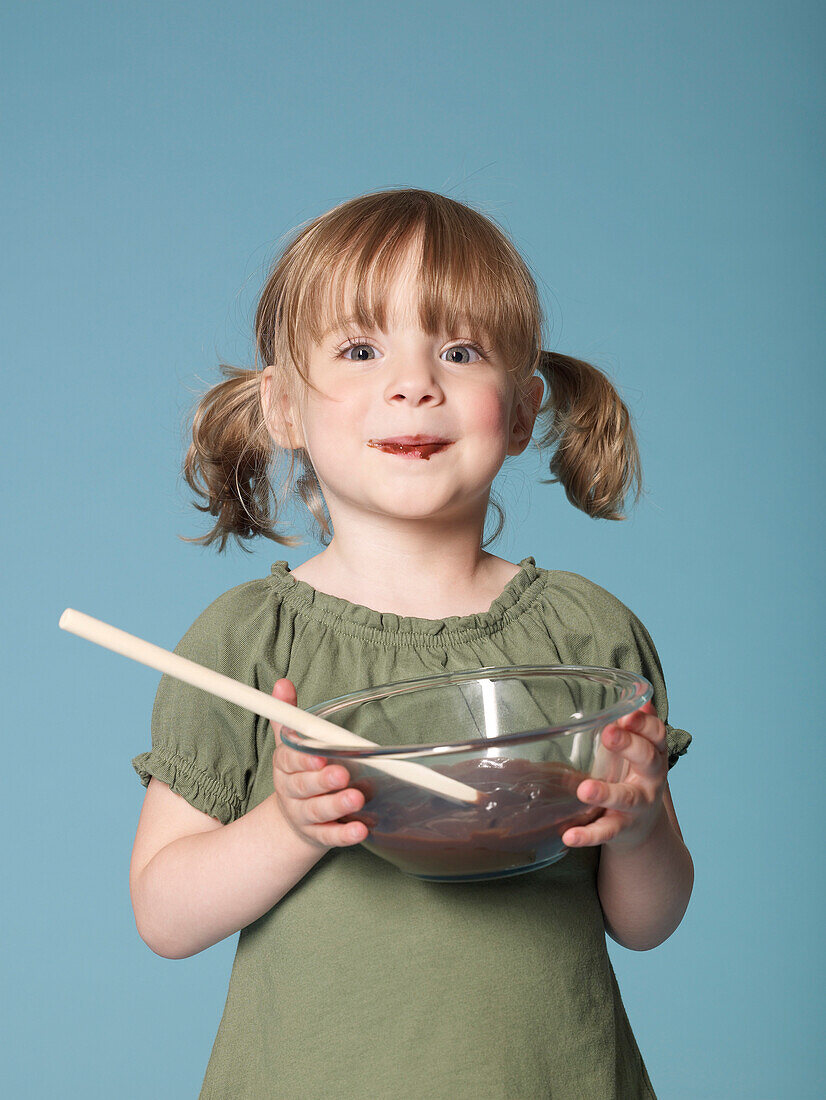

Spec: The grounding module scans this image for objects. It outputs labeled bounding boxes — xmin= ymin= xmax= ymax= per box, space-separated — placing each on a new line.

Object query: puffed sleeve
xmin=547 ymin=571 xmax=692 ymax=769
xmin=131 ymin=586 xmax=265 ymax=823
xmin=605 ymin=601 xmax=691 ymax=771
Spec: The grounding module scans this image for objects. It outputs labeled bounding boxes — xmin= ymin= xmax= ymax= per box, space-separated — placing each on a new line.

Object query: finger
xmin=269 ymin=678 xmax=298 ymax=736
xmin=563 ymin=811 xmax=627 ymax=848
xmin=272 ymin=677 xmax=297 ymax=703
xmin=282 ymin=762 xmax=353 ymax=800
xmin=603 ymin=724 xmax=667 ymax=776
xmin=616 ymin=708 xmax=666 ymax=749
xmin=275 ymin=743 xmax=328 ymax=776
xmin=292 ymin=786 xmax=366 ymax=827
xmin=576 ymin=776 xmax=644 ymax=814
xmin=306 ymin=819 xmax=370 ymax=848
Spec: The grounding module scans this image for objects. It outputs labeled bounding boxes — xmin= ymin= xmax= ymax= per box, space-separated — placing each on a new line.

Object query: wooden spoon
xmin=59 ymin=609 xmax=480 ymax=805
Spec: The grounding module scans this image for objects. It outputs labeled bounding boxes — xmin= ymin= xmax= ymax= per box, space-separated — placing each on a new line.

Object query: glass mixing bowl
xmin=280 ymin=665 xmax=652 ymax=882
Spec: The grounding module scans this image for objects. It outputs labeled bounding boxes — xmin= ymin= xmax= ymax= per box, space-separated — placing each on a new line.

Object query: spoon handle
xmin=59 ymin=608 xmax=479 ymax=805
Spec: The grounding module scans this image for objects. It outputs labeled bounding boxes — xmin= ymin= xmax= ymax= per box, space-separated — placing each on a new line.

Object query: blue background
xmin=3 ymin=1 xmax=823 ymax=1096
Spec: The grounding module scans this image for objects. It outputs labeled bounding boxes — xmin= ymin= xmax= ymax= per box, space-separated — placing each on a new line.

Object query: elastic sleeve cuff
xmin=665 ymin=725 xmax=692 ymax=771
xmin=131 ymin=748 xmax=243 ymax=825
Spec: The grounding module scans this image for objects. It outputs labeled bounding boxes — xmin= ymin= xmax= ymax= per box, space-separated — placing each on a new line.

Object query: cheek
xmin=300 ymin=394 xmax=365 ymax=462
xmin=467 ymin=389 xmax=512 ymax=436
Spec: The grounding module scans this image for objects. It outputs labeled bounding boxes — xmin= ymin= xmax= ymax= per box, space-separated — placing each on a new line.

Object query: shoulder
xmin=171 ymin=575 xmax=283 ymax=668
xmin=532 ymin=565 xmax=665 ymax=686
xmin=536 ymin=567 xmax=644 ymax=631
xmin=193 ymin=575 xmax=278 ymax=623
xmin=533 ymin=565 xmax=691 ymax=766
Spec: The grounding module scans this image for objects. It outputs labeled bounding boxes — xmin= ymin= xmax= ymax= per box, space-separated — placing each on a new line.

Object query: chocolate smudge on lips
xmin=367 ymin=435 xmax=454 ymax=460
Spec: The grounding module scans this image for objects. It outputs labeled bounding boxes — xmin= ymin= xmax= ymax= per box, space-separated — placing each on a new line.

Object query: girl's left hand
xmin=561 ymin=701 xmax=669 ymax=852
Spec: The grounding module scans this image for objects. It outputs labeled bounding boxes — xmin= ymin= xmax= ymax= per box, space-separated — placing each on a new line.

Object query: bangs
xmin=270 ymin=190 xmax=543 ymax=396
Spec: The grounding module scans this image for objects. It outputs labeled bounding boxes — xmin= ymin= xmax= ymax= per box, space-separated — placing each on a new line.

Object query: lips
xmin=367 ymin=435 xmax=454 ymax=460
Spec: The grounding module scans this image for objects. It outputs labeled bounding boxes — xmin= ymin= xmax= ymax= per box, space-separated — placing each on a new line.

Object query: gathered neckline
xmin=266 ymin=556 xmax=544 ymax=645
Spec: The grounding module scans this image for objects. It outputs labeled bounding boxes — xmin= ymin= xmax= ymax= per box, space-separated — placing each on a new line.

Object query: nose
xmin=383 ymin=353 xmax=445 ymax=406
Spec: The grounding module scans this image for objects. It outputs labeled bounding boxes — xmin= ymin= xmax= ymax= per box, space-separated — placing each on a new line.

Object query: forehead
xmin=316 ymin=244 xmax=418 ymax=335
xmin=315 ymin=245 xmax=485 ymax=345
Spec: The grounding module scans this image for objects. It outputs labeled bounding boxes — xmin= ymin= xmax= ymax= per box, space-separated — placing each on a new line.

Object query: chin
xmin=372 ymin=491 xmax=477 ymax=523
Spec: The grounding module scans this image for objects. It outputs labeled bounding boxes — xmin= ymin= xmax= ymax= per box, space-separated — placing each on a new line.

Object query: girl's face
xmin=265 ymin=250 xmax=543 ymax=534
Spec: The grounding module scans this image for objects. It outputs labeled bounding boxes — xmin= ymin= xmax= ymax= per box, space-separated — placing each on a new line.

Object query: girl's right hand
xmin=269 ymin=679 xmax=369 ymax=850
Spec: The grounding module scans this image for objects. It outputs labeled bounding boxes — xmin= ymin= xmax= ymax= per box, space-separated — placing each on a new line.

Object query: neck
xmin=294 ymin=512 xmax=515 ymax=619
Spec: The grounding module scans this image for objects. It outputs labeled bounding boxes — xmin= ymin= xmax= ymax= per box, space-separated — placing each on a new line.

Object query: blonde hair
xmin=181 ymin=187 xmax=643 ymax=552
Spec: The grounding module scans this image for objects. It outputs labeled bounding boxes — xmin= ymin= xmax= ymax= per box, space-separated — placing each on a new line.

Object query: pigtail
xmin=180 ymin=365 xmax=302 ymax=552
xmin=535 ymin=351 xmax=644 ymax=520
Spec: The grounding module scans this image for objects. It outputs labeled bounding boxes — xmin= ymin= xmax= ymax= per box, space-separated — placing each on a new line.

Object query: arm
xmin=130 ymin=679 xmax=368 ymax=960
xmin=596 ymin=782 xmax=693 ymax=951
xmin=130 ymin=779 xmax=325 ymax=959
xmin=561 ymin=702 xmax=694 ymax=951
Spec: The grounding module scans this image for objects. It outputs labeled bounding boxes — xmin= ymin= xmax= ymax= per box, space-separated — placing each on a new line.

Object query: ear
xmin=260 ymin=367 xmax=303 ymax=450
xmin=506 ymin=375 xmax=544 ymax=457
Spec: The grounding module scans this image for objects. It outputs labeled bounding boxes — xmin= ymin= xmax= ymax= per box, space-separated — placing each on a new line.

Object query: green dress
xmin=132 ymin=557 xmax=691 ymax=1099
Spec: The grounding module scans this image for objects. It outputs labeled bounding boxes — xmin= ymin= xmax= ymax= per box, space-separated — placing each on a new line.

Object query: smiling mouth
xmin=367 ymin=438 xmax=454 ymax=460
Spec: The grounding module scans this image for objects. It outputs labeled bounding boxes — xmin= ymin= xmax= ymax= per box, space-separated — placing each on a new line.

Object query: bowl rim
xmin=280 ymin=664 xmax=653 ymax=758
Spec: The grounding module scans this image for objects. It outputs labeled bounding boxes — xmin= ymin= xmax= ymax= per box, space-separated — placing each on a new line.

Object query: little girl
xmin=130 ymin=188 xmax=693 ymax=1099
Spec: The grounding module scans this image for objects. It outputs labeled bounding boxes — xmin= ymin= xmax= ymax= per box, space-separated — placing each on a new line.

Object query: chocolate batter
xmin=340 ymin=756 xmax=601 ymax=879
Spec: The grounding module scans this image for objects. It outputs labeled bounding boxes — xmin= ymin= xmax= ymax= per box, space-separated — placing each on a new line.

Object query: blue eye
xmin=337 ymin=339 xmax=486 ymax=363
xmin=341 ymin=342 xmax=377 ymax=361
xmin=442 ymin=345 xmax=482 ymax=365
